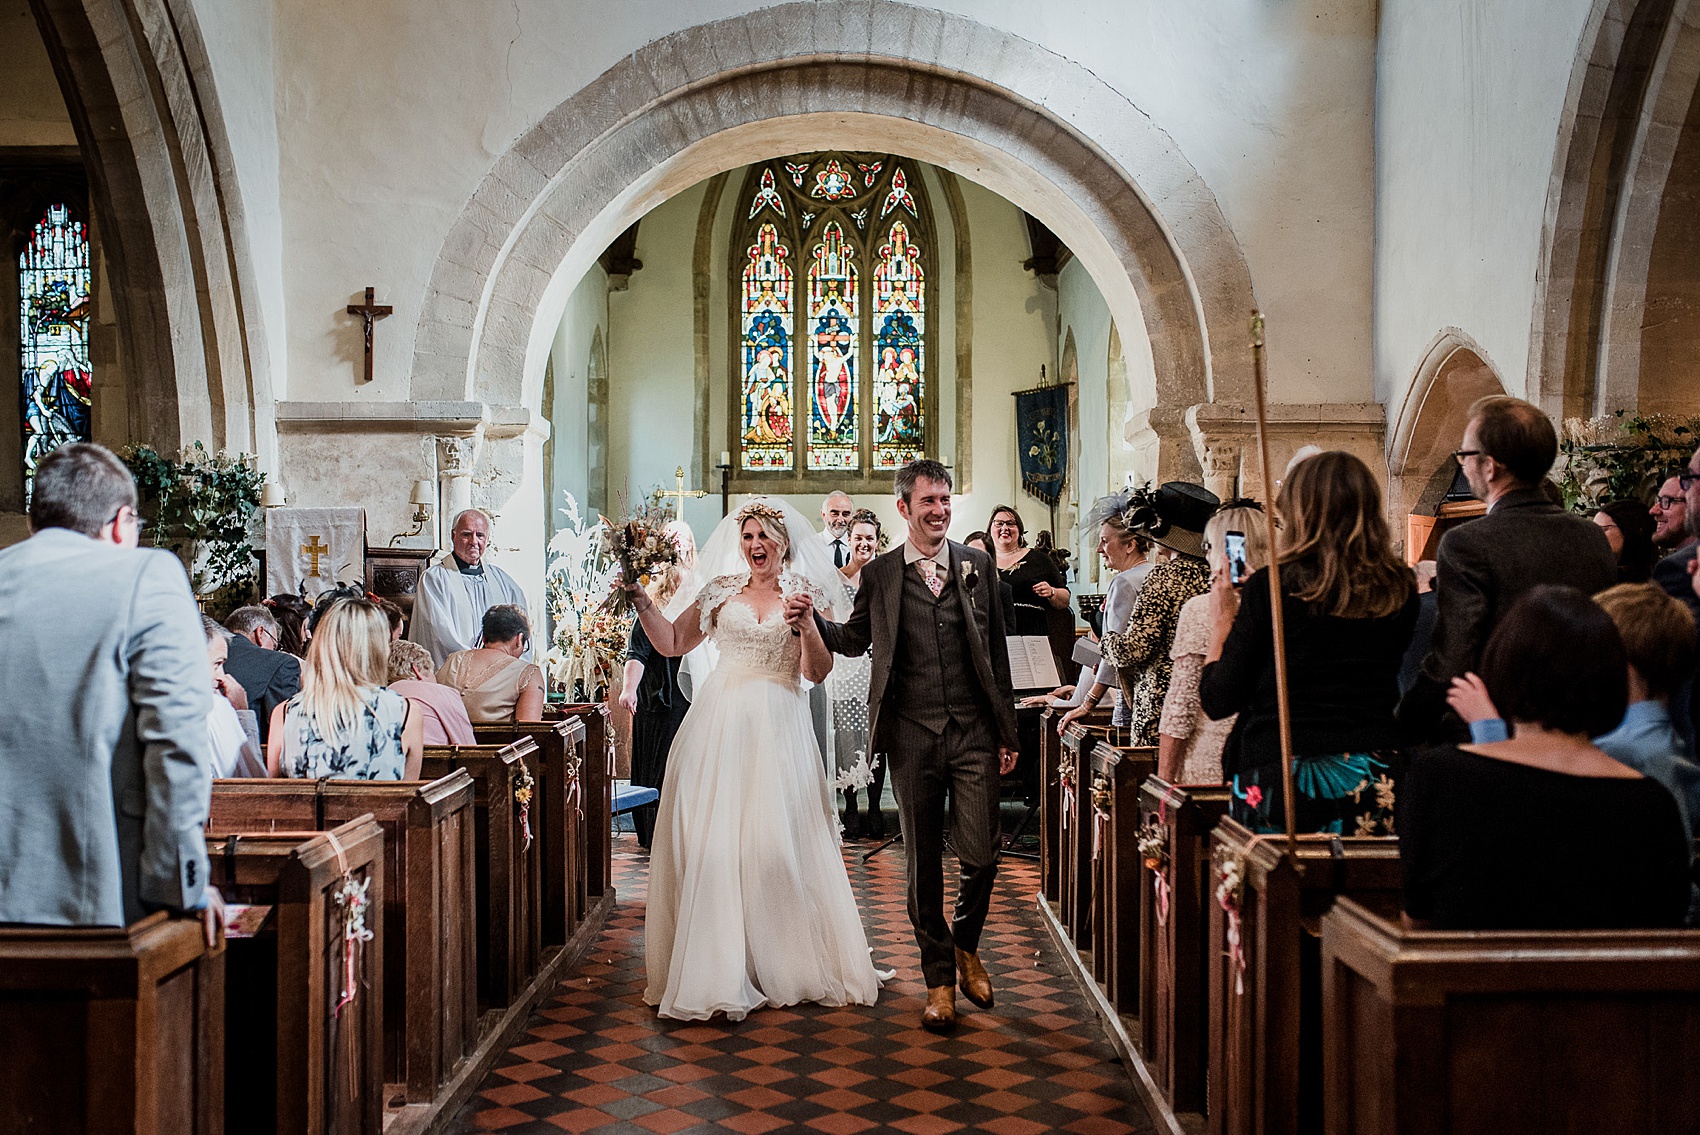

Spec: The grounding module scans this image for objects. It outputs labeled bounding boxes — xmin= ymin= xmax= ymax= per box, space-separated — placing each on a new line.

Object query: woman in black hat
xmin=1067 ymin=482 xmax=1218 ymax=746
xmin=1198 ymin=451 xmax=1418 ymax=835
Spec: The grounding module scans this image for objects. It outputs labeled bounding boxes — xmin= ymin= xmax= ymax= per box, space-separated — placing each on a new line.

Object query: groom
xmin=789 ymin=458 xmax=1019 ymax=1032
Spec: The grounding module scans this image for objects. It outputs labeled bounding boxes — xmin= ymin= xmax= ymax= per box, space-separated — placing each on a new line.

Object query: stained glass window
xmin=733 ymin=154 xmax=930 ymax=478
xmin=740 ymin=223 xmax=794 ymax=471
xmin=19 ymin=204 xmax=92 ymax=491
xmin=873 ymin=221 xmax=925 ymax=469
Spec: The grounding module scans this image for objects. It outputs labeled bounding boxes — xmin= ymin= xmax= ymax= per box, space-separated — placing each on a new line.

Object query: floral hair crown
xmin=735 ymin=501 xmax=790 ymax=543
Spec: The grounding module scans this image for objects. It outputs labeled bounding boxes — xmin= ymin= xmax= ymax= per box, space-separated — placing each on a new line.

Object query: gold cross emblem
xmin=301 ymin=535 xmax=330 ymax=578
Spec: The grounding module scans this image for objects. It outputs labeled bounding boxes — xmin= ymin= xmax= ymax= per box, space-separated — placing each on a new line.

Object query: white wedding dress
xmin=644 ymin=571 xmax=883 ymax=1020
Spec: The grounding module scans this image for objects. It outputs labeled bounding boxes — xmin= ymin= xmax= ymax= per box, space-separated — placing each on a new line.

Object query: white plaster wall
xmin=547 ymin=264 xmax=607 ymax=530
xmin=188 ymin=0 xmax=289 ymax=408
xmin=265 ymin=0 xmax=1375 ymax=411
xmin=1375 ymin=0 xmax=1596 ymax=405
xmin=0 ymin=2 xmax=74 ymax=145
xmin=1058 ymin=256 xmax=1112 ymax=584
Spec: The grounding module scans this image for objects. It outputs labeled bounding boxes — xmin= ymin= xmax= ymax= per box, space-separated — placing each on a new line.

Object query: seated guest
xmin=1158 ymin=502 xmax=1267 ymax=784
xmin=1083 ymin=482 xmax=1218 ymax=745
xmin=1200 ymin=453 xmax=1416 ymax=835
xmin=263 ymin=592 xmax=312 ymax=656
xmin=202 ymin=616 xmax=265 ymax=778
xmin=388 ymin=640 xmax=476 ymax=746
xmin=222 ymin=604 xmax=302 ymax=744
xmin=267 ymin=597 xmax=423 ymax=779
xmin=375 ymin=596 xmax=405 ymax=641
xmin=1594 ymin=500 xmax=1656 ymax=584
xmin=438 ymin=604 xmax=546 ymax=724
xmin=1402 ymin=586 xmax=1690 ymax=929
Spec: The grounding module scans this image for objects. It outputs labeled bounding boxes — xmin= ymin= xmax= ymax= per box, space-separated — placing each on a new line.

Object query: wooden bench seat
xmin=471 ymin=718 xmax=589 ymax=943
xmin=1059 ymin=716 xmax=1113 ymax=945
xmin=208 ymin=773 xmax=477 ymax=1104
xmin=209 ymin=817 xmax=385 ymax=1135
xmin=1322 ymin=897 xmax=1700 ymax=1135
xmin=1206 ymin=820 xmax=1402 ymax=1135
xmin=1137 ymin=777 xmax=1232 ymax=1118
xmin=1087 ymin=740 xmax=1156 ymax=1012
xmin=540 ymin=703 xmax=614 ymax=900
xmin=0 ymin=912 xmax=224 ymax=1135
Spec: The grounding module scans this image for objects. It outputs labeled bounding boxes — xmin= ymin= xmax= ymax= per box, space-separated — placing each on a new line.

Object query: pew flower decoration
xmin=331 ymin=872 xmax=375 ymax=1018
xmin=513 ymin=757 xmax=536 ymax=852
xmin=834 ymin=750 xmax=881 ymax=794
xmin=1215 ymin=849 xmax=1247 ymax=996
xmin=546 ymin=492 xmax=630 ymax=698
xmin=1090 ymin=773 xmax=1114 ymax=862
xmin=1139 ymin=815 xmax=1171 ymax=925
xmin=1057 ymin=749 xmax=1077 ymax=833
xmin=601 ymin=500 xmax=682 ymax=617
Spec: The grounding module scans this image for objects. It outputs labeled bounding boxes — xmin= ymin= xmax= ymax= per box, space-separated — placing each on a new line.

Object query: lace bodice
xmin=697 ymin=572 xmax=823 ymax=681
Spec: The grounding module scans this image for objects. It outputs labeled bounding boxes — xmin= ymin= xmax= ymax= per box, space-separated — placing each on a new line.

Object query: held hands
xmin=1445 ymin=672 xmax=1500 ymax=724
xmin=783 ymin=592 xmax=816 ymax=632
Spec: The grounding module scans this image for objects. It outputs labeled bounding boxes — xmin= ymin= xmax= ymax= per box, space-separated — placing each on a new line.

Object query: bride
xmin=628 ymin=497 xmax=883 ymax=1020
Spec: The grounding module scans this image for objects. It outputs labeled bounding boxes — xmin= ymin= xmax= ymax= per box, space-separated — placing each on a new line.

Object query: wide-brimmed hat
xmin=1124 ymin=481 xmax=1219 ymax=559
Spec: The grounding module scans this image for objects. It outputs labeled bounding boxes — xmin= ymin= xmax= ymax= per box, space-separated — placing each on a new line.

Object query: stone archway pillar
xmin=435 ymin=432 xmax=483 ymax=545
xmin=1186 ymin=402 xmax=1387 ymax=503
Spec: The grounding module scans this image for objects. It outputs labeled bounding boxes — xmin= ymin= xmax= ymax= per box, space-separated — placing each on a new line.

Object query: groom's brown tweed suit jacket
xmin=818 ymin=540 xmax=1019 ymax=752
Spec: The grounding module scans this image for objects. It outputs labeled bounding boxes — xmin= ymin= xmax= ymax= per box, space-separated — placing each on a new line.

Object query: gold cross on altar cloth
xmin=301 ymin=535 xmax=330 ymax=578
xmin=658 ymin=466 xmax=707 ymax=521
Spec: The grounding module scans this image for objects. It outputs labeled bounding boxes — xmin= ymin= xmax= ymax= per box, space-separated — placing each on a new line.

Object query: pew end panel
xmin=1137 ymin=778 xmax=1233 ymax=1117
xmin=1321 ymin=898 xmax=1700 ymax=1135
xmin=1088 ymin=742 xmax=1157 ymax=1014
xmin=472 ymin=718 xmax=588 ymax=944
xmin=1059 ymin=714 xmax=1114 ymax=945
xmin=209 ymin=817 xmax=386 ymax=1135
xmin=0 ymin=912 xmax=225 ymax=1135
xmin=1206 ymin=820 xmax=1403 ymax=1135
xmin=555 ymin=704 xmax=614 ymax=899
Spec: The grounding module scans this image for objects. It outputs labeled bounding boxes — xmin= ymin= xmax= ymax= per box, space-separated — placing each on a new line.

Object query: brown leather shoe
xmin=956 ymin=947 xmax=994 ymax=1009
xmin=922 ymin=985 xmax=957 ymax=1033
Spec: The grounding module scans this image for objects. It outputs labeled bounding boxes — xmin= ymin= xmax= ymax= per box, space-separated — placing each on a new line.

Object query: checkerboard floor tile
xmin=449 ymin=830 xmax=1150 ymax=1135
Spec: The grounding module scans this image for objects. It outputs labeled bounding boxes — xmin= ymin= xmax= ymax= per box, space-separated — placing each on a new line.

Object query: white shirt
xmin=208 ymin=698 xmax=265 ymax=778
xmin=902 ymin=540 xmax=950 ymax=570
xmin=822 ymin=527 xmax=851 ymax=567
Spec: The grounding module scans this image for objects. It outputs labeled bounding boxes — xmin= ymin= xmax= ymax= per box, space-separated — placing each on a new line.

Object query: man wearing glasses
xmin=1398 ymin=395 xmax=1617 ymax=740
xmin=221 ymin=605 xmax=302 ymax=744
xmin=0 ymin=442 xmax=221 ymax=945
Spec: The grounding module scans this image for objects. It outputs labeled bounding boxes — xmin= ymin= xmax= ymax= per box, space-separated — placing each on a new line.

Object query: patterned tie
xmin=918 ymin=559 xmax=944 ymax=597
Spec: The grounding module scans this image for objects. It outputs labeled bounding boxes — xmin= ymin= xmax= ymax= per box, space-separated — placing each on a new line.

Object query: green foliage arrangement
xmin=121 ymin=442 xmax=265 ymax=613
xmin=1557 ymin=411 xmax=1699 ymax=512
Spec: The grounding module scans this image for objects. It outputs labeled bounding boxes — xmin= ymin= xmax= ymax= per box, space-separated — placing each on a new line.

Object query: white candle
xmin=720 ymin=450 xmax=731 ymax=467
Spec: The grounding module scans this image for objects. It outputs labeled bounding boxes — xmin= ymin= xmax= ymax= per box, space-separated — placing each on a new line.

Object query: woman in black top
xmin=1199 ymin=452 xmax=1417 ymax=835
xmin=1398 ymin=585 xmax=1689 ymax=929
xmin=989 ymin=505 xmax=1068 ymax=626
xmin=617 ymin=537 xmax=697 ymax=850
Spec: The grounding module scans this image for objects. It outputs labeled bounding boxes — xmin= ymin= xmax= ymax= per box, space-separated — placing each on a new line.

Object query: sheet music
xmin=1006 ymin=635 xmax=1062 ymax=690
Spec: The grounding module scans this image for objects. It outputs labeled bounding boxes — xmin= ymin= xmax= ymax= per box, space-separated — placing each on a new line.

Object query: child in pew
xmin=267 ymin=597 xmax=425 ymax=780
xmin=1449 ymin=582 xmax=1700 ymax=922
xmin=1403 ymin=585 xmax=1690 ymax=930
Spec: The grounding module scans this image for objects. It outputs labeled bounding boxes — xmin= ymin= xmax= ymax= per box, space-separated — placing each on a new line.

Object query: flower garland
xmin=1090 ymin=773 xmax=1113 ymax=862
xmin=1058 ymin=748 xmax=1076 ymax=833
xmin=1138 ymin=811 xmax=1170 ymax=926
xmin=1215 ymin=847 xmax=1247 ymax=996
xmin=512 ymin=755 xmax=535 ymax=852
xmin=324 ymin=829 xmax=374 ymax=1018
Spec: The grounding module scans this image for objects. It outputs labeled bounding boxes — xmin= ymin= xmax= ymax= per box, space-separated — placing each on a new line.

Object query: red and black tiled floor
xmin=450 ymin=834 xmax=1150 ymax=1134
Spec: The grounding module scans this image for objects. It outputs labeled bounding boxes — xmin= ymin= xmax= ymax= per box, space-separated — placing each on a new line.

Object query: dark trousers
xmin=884 ymin=712 xmax=1001 ymax=988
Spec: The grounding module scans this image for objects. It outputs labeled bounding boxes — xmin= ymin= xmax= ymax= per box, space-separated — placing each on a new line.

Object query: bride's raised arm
xmin=630 ymin=586 xmax=707 ymax=658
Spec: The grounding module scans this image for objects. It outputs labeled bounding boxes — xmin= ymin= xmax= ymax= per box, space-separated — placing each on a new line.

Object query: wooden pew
xmin=1039 ymin=706 xmax=1065 ymax=900
xmin=1137 ymin=778 xmax=1232 ymax=1119
xmin=422 ymin=738 xmax=543 ymax=1008
xmin=544 ymin=703 xmax=614 ymax=900
xmin=0 ymin=912 xmax=224 ymax=1135
xmin=1205 ymin=820 xmax=1402 ymax=1135
xmin=209 ymin=817 xmax=385 ymax=1135
xmin=1059 ymin=715 xmax=1113 ymax=945
xmin=1321 ymin=897 xmax=1700 ymax=1135
xmin=471 ymin=717 xmax=589 ymax=943
xmin=1086 ymin=740 xmax=1156 ymax=1013
xmin=208 ymin=773 xmax=477 ymax=1104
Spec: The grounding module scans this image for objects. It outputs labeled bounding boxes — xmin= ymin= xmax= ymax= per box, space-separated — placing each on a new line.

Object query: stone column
xmin=435 ymin=433 xmax=482 ymax=546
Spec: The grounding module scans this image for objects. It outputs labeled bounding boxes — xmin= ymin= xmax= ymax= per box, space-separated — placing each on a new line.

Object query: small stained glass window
xmin=732 ymin=154 xmax=931 ymax=479
xmin=19 ymin=204 xmax=92 ymax=492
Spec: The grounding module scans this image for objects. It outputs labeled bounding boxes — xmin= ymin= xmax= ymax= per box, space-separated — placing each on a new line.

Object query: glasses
xmin=1657 ymin=495 xmax=1684 ymax=510
xmin=1680 ymin=473 xmax=1700 ymax=491
xmin=1451 ymin=449 xmax=1484 ymax=463
xmin=991 ymin=520 xmax=1020 ymax=530
xmin=109 ymin=507 xmax=149 ymax=532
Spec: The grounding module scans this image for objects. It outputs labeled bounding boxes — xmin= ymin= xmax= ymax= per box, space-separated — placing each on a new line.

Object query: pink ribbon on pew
xmin=324 ymin=829 xmax=375 ymax=1018
xmin=1225 ymin=909 xmax=1245 ymax=996
xmin=566 ymin=763 xmax=583 ymax=820
xmin=1092 ymin=807 xmax=1106 ymax=863
xmin=1154 ymin=872 xmax=1170 ymax=927
xmin=1061 ymin=776 xmax=1074 ymax=833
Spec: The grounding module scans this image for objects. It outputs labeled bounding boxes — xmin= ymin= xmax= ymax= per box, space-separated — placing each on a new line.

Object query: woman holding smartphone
xmin=1155 ymin=504 xmax=1268 ymax=783
xmin=1198 ymin=452 xmax=1419 ymax=835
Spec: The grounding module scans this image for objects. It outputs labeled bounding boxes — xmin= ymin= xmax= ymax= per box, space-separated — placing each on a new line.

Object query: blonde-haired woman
xmin=1156 ymin=504 xmax=1268 ymax=783
xmin=1199 ymin=451 xmax=1417 ymax=835
xmin=267 ymin=597 xmax=424 ymax=780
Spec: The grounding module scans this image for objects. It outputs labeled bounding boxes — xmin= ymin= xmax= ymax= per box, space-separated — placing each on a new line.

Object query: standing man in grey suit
xmin=791 ymin=459 xmax=1019 ymax=1033
xmin=0 ymin=443 xmax=220 ymax=942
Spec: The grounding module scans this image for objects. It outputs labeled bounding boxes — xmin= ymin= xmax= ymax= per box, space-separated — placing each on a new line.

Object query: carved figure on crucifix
xmin=346 ymin=287 xmax=392 ymax=384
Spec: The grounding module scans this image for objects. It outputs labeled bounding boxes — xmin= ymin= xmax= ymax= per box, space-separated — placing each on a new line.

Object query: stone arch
xmin=1530 ymin=0 xmax=1700 ymax=421
xmin=30 ymin=0 xmax=269 ymax=462
xmin=1388 ymin=329 xmax=1507 ymax=528
xmin=413 ymin=1 xmax=1257 ymax=486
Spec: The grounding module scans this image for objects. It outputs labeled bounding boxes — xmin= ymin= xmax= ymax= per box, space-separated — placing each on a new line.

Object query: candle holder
xmin=716 ymin=462 xmax=733 ymax=516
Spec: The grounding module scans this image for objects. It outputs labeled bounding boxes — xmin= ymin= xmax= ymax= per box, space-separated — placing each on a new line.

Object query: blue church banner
xmin=1015 ymin=383 xmax=1068 ymax=506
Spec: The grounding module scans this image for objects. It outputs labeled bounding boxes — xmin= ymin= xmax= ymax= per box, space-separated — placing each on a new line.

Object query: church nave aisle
xmin=450 ymin=837 xmax=1149 ymax=1135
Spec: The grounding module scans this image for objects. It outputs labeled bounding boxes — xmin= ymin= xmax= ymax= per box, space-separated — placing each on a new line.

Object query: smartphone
xmin=1225 ymin=531 xmax=1249 ymax=587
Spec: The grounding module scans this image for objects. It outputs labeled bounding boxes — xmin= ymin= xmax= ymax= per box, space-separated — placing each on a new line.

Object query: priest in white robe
xmin=409 ymin=509 xmax=531 ymax=666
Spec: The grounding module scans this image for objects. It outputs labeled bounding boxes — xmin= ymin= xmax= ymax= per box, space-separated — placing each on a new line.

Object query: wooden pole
xmin=1249 ymin=312 xmax=1298 ymax=848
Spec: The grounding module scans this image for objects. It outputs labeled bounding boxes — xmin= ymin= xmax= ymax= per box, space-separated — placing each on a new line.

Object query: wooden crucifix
xmin=346 ymin=287 xmax=392 ymax=384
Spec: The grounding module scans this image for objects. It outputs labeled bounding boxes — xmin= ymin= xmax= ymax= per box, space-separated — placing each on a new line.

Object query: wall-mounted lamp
xmin=260 ymin=483 xmax=287 ymax=508
xmin=390 ymin=479 xmax=436 ymax=545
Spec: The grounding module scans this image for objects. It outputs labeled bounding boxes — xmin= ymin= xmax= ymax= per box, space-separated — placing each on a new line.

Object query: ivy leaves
xmin=120 ymin=442 xmax=264 ymax=602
